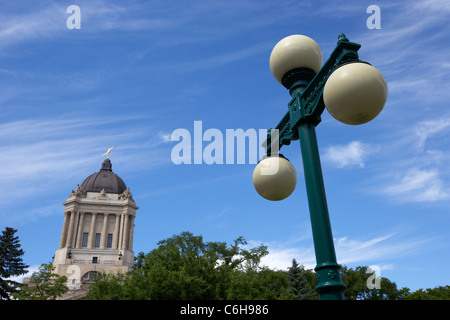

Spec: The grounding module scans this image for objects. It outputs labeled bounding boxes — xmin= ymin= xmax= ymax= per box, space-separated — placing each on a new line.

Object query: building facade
xmin=53 ymin=158 xmax=138 ymax=298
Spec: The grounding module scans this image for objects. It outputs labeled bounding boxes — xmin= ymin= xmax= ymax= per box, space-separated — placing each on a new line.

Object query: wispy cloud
xmin=0 ymin=0 xmax=181 ymax=52
xmin=323 ymin=141 xmax=377 ymax=168
xmin=335 ymin=233 xmax=431 ymax=265
xmin=415 ymin=118 xmax=450 ymax=152
xmin=255 ymin=231 xmax=431 ymax=271
xmin=367 ymin=115 xmax=450 ymax=203
xmin=381 ymin=168 xmax=449 ymax=203
xmin=0 ymin=3 xmax=66 ymax=51
xmin=413 ymin=0 xmax=450 ymax=13
xmin=151 ymin=41 xmax=272 ymax=74
xmin=0 ymin=114 xmax=169 ymax=210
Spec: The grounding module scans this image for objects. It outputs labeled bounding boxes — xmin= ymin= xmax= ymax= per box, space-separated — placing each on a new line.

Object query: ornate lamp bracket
xmin=265 ymin=34 xmax=363 ymax=156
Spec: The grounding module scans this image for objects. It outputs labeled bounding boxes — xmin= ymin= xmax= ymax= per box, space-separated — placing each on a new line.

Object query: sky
xmin=0 ymin=0 xmax=449 ymax=293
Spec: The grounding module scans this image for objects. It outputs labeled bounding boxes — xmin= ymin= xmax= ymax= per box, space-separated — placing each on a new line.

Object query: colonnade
xmin=58 ymin=211 xmax=135 ymax=251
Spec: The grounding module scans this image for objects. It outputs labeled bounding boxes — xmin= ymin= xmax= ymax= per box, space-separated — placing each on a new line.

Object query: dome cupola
xmin=80 ymin=158 xmax=127 ymax=194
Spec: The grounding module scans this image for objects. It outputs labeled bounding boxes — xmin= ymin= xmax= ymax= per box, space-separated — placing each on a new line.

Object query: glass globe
xmin=252 ymin=155 xmax=297 ymax=201
xmin=323 ymin=62 xmax=388 ymax=125
xmin=270 ymin=35 xmax=323 ymax=85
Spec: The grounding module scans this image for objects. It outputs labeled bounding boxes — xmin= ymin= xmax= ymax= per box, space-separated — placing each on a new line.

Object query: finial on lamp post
xmin=337 ymin=33 xmax=349 ymax=43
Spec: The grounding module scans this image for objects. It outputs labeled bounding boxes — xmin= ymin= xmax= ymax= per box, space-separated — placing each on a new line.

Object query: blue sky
xmin=1 ymin=0 xmax=449 ymax=293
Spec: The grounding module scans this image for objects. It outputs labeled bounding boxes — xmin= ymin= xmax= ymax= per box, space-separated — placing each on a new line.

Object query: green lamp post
xmin=252 ymin=34 xmax=388 ymax=300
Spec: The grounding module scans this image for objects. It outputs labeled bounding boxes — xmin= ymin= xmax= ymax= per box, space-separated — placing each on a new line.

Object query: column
xmin=128 ymin=216 xmax=135 ymax=251
xmin=59 ymin=211 xmax=70 ymax=249
xmin=122 ymin=214 xmax=130 ymax=249
xmin=112 ymin=214 xmax=120 ymax=250
xmin=71 ymin=211 xmax=80 ymax=247
xmin=118 ymin=213 xmax=125 ymax=250
xmin=75 ymin=212 xmax=85 ymax=248
xmin=100 ymin=213 xmax=109 ymax=249
xmin=87 ymin=212 xmax=97 ymax=248
xmin=65 ymin=211 xmax=78 ymax=248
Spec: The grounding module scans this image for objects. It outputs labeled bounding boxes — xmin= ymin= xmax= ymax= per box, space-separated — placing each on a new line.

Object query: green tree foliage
xmin=340 ymin=266 xmax=410 ymax=300
xmin=287 ymin=259 xmax=318 ymax=300
xmin=12 ymin=263 xmax=68 ymax=300
xmin=0 ymin=227 xmax=29 ymax=300
xmin=87 ymin=231 xmax=292 ymax=300
xmin=403 ymin=286 xmax=450 ymax=300
xmin=85 ymin=271 xmax=128 ymax=300
xmin=226 ymin=268 xmax=293 ymax=300
xmin=85 ymin=231 xmax=448 ymax=300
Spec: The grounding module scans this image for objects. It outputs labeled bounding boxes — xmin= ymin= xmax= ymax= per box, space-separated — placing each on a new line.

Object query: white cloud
xmin=260 ymin=244 xmax=316 ymax=270
xmin=335 ymin=233 xmax=429 ymax=264
xmin=366 ymin=115 xmax=450 ymax=204
xmin=255 ymin=231 xmax=430 ymax=271
xmin=0 ymin=3 xmax=66 ymax=50
xmin=0 ymin=1 xmax=179 ymax=52
xmin=382 ymin=168 xmax=449 ymax=203
xmin=413 ymin=0 xmax=450 ymax=13
xmin=7 ymin=264 xmax=40 ymax=284
xmin=154 ymin=41 xmax=272 ymax=74
xmin=0 ymin=114 xmax=169 ymax=210
xmin=415 ymin=118 xmax=450 ymax=152
xmin=323 ymin=141 xmax=377 ymax=168
xmin=158 ymin=132 xmax=172 ymax=143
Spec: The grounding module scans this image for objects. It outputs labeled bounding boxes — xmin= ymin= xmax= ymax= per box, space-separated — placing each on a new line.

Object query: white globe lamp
xmin=252 ymin=155 xmax=297 ymax=201
xmin=270 ymin=35 xmax=323 ymax=86
xmin=323 ymin=62 xmax=388 ymax=125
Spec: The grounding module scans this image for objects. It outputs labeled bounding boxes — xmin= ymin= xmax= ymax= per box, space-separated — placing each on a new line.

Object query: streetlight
xmin=252 ymin=34 xmax=388 ymax=300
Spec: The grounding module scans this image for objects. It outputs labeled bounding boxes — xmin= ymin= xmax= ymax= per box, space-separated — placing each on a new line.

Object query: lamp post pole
xmin=298 ymin=121 xmax=345 ymax=300
xmin=254 ymin=34 xmax=388 ymax=300
xmin=292 ymin=79 xmax=345 ymax=300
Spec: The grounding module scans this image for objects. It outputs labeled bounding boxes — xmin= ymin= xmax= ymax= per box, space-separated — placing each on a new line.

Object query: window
xmin=82 ymin=233 xmax=88 ymax=247
xmin=94 ymin=233 xmax=101 ymax=247
xmin=107 ymin=233 xmax=113 ymax=248
xmin=92 ymin=257 xmax=98 ymax=264
xmin=82 ymin=271 xmax=101 ymax=281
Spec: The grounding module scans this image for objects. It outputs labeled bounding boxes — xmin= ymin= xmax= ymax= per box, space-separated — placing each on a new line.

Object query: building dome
xmin=80 ymin=158 xmax=127 ymax=194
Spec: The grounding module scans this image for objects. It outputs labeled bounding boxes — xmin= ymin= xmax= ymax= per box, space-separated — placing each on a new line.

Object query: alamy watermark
xmin=170 ymin=121 xmax=280 ymax=174
xmin=367 ymin=5 xmax=381 ymax=30
xmin=65 ymin=5 xmax=381 ymax=31
xmin=67 ymin=5 xmax=81 ymax=30
xmin=366 ymin=265 xmax=382 ymax=290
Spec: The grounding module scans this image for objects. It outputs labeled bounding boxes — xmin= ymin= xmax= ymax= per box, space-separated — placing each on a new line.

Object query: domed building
xmin=53 ymin=157 xmax=138 ymax=299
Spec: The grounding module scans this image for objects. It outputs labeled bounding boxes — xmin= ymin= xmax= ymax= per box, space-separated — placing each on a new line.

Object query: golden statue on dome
xmin=102 ymin=146 xmax=113 ymax=158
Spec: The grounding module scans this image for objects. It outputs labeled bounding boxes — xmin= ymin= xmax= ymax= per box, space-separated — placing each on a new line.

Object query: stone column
xmin=122 ymin=214 xmax=130 ymax=249
xmin=59 ymin=211 xmax=70 ymax=249
xmin=100 ymin=213 xmax=109 ymax=249
xmin=75 ymin=212 xmax=85 ymax=248
xmin=128 ymin=216 xmax=135 ymax=251
xmin=72 ymin=211 xmax=80 ymax=247
xmin=112 ymin=214 xmax=120 ymax=250
xmin=118 ymin=213 xmax=125 ymax=249
xmin=87 ymin=212 xmax=97 ymax=248
xmin=65 ymin=211 xmax=78 ymax=248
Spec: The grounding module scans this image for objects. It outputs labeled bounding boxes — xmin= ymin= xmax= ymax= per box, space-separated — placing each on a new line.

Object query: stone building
xmin=53 ymin=157 xmax=138 ymax=299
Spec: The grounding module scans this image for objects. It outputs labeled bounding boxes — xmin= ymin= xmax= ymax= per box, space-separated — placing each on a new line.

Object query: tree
xmin=0 ymin=227 xmax=29 ymax=300
xmin=12 ymin=263 xmax=68 ymax=300
xmin=84 ymin=271 xmax=127 ymax=300
xmin=86 ymin=231 xmax=290 ymax=300
xmin=287 ymin=259 xmax=318 ymax=300
xmin=403 ymin=286 xmax=450 ymax=300
xmin=87 ymin=231 xmax=439 ymax=300
xmin=226 ymin=267 xmax=293 ymax=300
xmin=340 ymin=266 xmax=410 ymax=300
